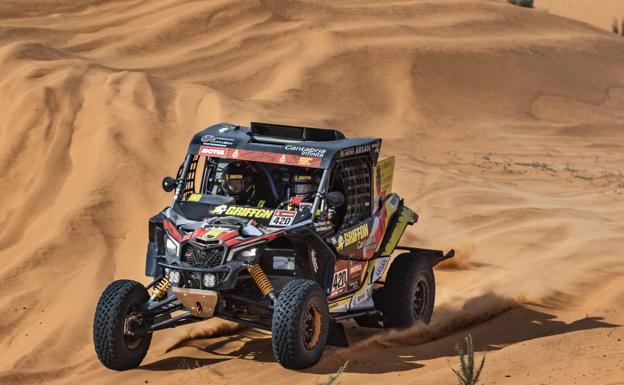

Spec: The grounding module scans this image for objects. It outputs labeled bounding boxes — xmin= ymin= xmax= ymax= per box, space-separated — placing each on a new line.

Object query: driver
xmin=221 ymin=162 xmax=257 ymax=205
xmin=291 ymin=172 xmax=319 ymax=201
xmin=281 ymin=171 xmax=320 ymax=210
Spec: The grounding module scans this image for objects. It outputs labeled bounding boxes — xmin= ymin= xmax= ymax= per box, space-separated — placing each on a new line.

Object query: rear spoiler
xmin=395 ymin=246 xmax=455 ymax=267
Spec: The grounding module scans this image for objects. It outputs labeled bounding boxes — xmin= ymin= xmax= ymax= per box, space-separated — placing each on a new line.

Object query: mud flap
xmin=327 ymin=322 xmax=349 ymax=347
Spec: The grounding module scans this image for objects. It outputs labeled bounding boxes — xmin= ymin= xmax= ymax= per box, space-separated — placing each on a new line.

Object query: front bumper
xmin=158 ymin=259 xmax=245 ymax=291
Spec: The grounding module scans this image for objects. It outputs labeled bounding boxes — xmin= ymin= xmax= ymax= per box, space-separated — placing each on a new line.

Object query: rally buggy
xmin=93 ymin=122 xmax=454 ymax=370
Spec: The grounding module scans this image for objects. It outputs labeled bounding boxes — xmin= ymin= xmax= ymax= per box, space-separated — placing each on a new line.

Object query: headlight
xmin=203 ymin=273 xmax=216 ymax=288
xmin=165 ymin=236 xmax=178 ymax=256
xmin=240 ymin=248 xmax=257 ymax=259
xmin=228 ymin=243 xmax=266 ymax=263
xmin=169 ymin=270 xmax=181 ymax=285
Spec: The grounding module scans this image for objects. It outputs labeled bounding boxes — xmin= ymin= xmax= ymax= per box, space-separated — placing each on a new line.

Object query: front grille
xmin=181 ymin=244 xmax=225 ymax=269
xmin=215 ymin=271 xmax=229 ymax=284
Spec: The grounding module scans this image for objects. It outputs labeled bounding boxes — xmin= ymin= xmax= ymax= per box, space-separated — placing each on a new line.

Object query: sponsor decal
xmin=187 ymin=193 xmax=202 ymax=202
xmin=372 ymin=257 xmax=390 ymax=283
xmin=209 ymin=205 xmax=274 ymax=219
xmin=339 ymin=144 xmax=373 ymax=158
xmin=273 ymin=256 xmax=295 ymax=270
xmin=352 ymin=286 xmax=372 ymax=306
xmin=331 ymin=269 xmax=348 ymax=295
xmin=336 ymin=234 xmax=345 ymax=251
xmin=284 ymin=145 xmax=327 ymax=158
xmin=199 ymin=146 xmax=227 ymax=156
xmin=198 ymin=146 xmax=322 ymax=167
xmin=339 ymin=148 xmax=355 ymax=158
xmin=313 ymin=220 xmax=333 ymax=233
xmin=210 ymin=205 xmax=229 ymax=215
xmin=298 ymin=156 xmax=314 ymax=166
xmin=335 ymin=223 xmax=369 ymax=251
xmin=350 ymin=262 xmax=363 ymax=274
xmin=202 ymin=228 xmax=225 ymax=240
xmin=310 ymin=249 xmax=319 ymax=273
xmin=199 ymin=135 xmax=235 ymax=147
xmin=210 ymin=137 xmax=235 ymax=147
xmin=355 ymin=144 xmax=371 ymax=154
xmin=356 ymin=235 xmax=376 ymax=251
xmin=329 ymin=301 xmax=349 ymax=313
xmin=269 ymin=210 xmax=296 ymax=227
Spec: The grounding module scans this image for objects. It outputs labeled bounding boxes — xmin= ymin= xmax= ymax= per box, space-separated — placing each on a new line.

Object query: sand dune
xmin=538 ymin=0 xmax=624 ymax=31
xmin=1 ymin=1 xmax=623 ymax=384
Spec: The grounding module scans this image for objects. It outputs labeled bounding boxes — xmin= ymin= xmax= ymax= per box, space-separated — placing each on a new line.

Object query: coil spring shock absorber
xmin=247 ymin=264 xmax=276 ymax=302
xmin=150 ymin=276 xmax=171 ymax=300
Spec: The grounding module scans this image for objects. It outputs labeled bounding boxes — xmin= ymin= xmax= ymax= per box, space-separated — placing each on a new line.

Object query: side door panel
xmin=327 ymin=193 xmax=402 ymax=301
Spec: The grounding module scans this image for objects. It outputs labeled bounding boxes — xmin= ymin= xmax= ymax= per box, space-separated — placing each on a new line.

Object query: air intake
xmin=250 ymin=122 xmax=346 ymax=142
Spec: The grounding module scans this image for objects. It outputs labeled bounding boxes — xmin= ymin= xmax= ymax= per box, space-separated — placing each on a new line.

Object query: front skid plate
xmin=172 ymin=287 xmax=218 ymax=318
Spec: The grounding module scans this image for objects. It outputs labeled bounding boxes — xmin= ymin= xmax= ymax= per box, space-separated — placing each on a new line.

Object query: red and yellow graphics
xmin=330 ymin=193 xmax=403 ymax=260
xmin=198 ymin=146 xmax=322 ymax=168
xmin=327 ymin=193 xmax=418 ymax=306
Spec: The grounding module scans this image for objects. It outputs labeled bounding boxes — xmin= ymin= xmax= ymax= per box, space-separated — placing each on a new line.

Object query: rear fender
xmin=377 ymin=202 xmax=418 ymax=257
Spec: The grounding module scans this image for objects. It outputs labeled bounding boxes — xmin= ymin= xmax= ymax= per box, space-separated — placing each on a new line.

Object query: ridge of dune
xmin=0 ymin=1 xmax=623 ymax=385
xmin=538 ymin=0 xmax=624 ymax=31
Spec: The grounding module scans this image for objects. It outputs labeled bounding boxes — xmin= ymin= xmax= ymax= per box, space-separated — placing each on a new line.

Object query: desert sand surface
xmin=1 ymin=1 xmax=623 ymax=384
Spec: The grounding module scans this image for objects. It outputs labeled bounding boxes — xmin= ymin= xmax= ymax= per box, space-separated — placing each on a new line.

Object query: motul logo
xmin=199 ymin=146 xmax=226 ymax=156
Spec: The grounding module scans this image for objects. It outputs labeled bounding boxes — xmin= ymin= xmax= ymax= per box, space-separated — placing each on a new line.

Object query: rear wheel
xmin=93 ymin=280 xmax=152 ymax=370
xmin=379 ymin=253 xmax=435 ymax=328
xmin=271 ymin=279 xmax=329 ymax=369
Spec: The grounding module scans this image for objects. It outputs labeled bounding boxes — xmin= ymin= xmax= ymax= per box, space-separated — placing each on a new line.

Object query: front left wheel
xmin=271 ymin=279 xmax=329 ymax=369
xmin=93 ymin=279 xmax=152 ymax=371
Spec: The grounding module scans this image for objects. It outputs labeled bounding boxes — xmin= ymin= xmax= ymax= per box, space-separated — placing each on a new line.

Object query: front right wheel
xmin=379 ymin=253 xmax=435 ymax=328
xmin=271 ymin=279 xmax=329 ymax=369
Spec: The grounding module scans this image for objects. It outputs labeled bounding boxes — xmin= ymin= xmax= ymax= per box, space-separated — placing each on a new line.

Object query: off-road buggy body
xmin=93 ymin=122 xmax=454 ymax=370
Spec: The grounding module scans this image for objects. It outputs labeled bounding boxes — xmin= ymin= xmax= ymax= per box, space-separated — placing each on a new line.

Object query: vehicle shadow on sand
xmin=142 ymin=293 xmax=619 ymax=374
xmin=310 ymin=293 xmax=620 ymax=374
xmin=141 ymin=329 xmax=275 ymax=371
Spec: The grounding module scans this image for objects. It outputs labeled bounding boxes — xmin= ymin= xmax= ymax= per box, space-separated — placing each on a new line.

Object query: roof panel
xmin=187 ymin=122 xmax=381 ymax=168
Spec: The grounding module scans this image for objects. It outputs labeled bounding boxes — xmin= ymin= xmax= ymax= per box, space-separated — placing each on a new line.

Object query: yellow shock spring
xmin=247 ymin=264 xmax=274 ymax=297
xmin=151 ymin=277 xmax=171 ymax=300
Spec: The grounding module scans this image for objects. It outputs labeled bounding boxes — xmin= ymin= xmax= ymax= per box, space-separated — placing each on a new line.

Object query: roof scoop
xmin=250 ymin=122 xmax=346 ymax=144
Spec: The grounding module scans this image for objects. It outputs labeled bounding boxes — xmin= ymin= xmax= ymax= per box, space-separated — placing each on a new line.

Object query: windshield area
xmin=177 ymin=156 xmax=325 ymax=212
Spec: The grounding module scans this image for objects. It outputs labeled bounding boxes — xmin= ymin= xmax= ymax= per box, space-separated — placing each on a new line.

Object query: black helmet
xmin=291 ymin=171 xmax=319 ymax=200
xmin=222 ymin=162 xmax=254 ymax=203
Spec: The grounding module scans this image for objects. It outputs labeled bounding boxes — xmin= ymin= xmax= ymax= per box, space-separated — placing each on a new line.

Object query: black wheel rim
xmin=302 ymin=305 xmax=321 ymax=350
xmin=413 ymin=279 xmax=428 ymax=318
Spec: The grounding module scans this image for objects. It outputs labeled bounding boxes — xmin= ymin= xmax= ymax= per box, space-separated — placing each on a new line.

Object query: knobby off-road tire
xmin=379 ymin=253 xmax=435 ymax=328
xmin=93 ymin=279 xmax=152 ymax=370
xmin=272 ymin=279 xmax=329 ymax=369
